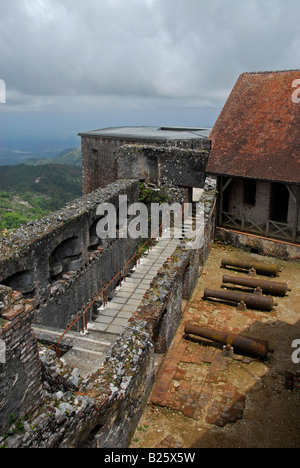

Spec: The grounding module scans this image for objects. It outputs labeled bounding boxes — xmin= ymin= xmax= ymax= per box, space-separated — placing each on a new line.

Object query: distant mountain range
xmin=0 ymin=136 xmax=83 ymax=230
xmin=0 ymin=163 xmax=82 ymax=197
xmin=0 ymin=135 xmax=81 ymax=165
xmin=0 ymin=163 xmax=82 ymax=230
xmin=24 ymin=146 xmax=82 ymax=167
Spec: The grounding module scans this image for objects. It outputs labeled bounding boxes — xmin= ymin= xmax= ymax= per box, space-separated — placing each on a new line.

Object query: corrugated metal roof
xmin=206 ymin=70 xmax=300 ymax=184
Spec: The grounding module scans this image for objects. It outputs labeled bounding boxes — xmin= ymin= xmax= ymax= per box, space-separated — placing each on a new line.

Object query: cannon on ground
xmin=184 ymin=322 xmax=273 ymax=358
xmin=222 ymin=275 xmax=291 ymax=296
xmin=221 ymin=257 xmax=280 ymax=277
xmin=203 ymin=288 xmax=278 ymax=311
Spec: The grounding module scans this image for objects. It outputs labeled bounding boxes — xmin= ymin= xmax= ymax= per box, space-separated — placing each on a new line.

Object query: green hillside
xmin=0 ymin=164 xmax=82 ymax=230
xmin=24 ymin=146 xmax=82 ymax=167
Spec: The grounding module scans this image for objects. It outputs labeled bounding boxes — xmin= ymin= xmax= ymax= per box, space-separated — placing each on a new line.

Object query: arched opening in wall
xmin=1 ymin=270 xmax=35 ymax=297
xmin=88 ymin=219 xmax=103 ymax=251
xmin=49 ymin=237 xmax=82 ymax=280
xmin=91 ymin=149 xmax=98 ymax=161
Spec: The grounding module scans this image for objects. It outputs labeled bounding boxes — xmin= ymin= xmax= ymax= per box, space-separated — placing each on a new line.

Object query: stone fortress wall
xmin=0 ymin=133 xmax=217 ymax=447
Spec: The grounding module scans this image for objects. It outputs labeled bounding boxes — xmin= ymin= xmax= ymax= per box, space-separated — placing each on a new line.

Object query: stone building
xmin=206 ymin=70 xmax=300 ymax=251
xmin=79 ymin=126 xmax=211 ymax=194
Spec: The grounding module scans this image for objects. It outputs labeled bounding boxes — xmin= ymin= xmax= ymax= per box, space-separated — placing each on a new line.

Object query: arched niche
xmin=49 ymin=236 xmax=82 ymax=279
xmin=2 ymin=270 xmax=35 ymax=297
xmin=88 ymin=219 xmax=102 ymax=251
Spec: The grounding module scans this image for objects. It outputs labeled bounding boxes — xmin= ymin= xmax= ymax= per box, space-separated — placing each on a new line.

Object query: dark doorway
xmin=270 ymin=183 xmax=290 ymax=223
xmin=244 ymin=179 xmax=257 ymax=206
xmin=222 ymin=179 xmax=232 ymax=213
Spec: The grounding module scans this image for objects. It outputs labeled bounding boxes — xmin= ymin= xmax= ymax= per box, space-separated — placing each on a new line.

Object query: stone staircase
xmin=34 ymin=325 xmax=117 ymax=379
xmin=34 ymin=218 xmax=197 ymax=379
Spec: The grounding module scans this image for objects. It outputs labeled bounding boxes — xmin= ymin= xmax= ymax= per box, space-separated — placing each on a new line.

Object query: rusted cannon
xmin=203 ymin=288 xmax=278 ymax=311
xmin=221 ymin=257 xmax=280 ymax=276
xmin=184 ymin=322 xmax=272 ymax=358
xmin=222 ymin=275 xmax=291 ymax=296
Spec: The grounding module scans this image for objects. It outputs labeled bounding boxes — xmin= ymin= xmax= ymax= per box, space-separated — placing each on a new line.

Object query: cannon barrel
xmin=203 ymin=288 xmax=277 ymax=311
xmin=184 ymin=322 xmax=272 ymax=358
xmin=221 ymin=257 xmax=280 ymax=276
xmin=222 ymin=275 xmax=291 ymax=296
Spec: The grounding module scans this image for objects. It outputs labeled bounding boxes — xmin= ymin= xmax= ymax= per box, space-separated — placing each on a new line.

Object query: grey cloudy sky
xmin=0 ymin=0 xmax=299 ymax=137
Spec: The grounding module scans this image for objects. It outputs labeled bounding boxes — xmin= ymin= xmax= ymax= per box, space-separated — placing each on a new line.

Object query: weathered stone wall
xmin=0 ymin=180 xmax=140 ymax=330
xmin=226 ymin=179 xmax=271 ymax=220
xmin=216 ymin=227 xmax=300 ymax=261
xmin=0 ymin=175 xmax=217 ymax=448
xmin=117 ymin=144 xmax=210 ymax=192
xmin=201 ymin=177 xmax=218 ymax=265
xmin=81 ymin=135 xmax=210 ymax=195
xmin=81 ymin=136 xmax=167 ymax=194
xmin=0 ymin=286 xmax=43 ymax=435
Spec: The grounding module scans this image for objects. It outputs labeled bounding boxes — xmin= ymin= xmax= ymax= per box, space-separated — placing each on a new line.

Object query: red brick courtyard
xmin=131 ymin=242 xmax=300 ymax=448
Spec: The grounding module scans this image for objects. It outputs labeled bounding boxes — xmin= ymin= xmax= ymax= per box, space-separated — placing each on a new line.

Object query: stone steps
xmin=34 ymin=325 xmax=117 ymax=352
xmin=89 ymin=235 xmax=180 ymax=336
xmin=35 ymin=221 xmax=195 ymax=379
xmin=34 ymin=325 xmax=118 ymax=379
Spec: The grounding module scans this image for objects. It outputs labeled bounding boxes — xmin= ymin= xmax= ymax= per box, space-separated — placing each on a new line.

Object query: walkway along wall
xmin=0 ymin=180 xmax=140 ymax=331
xmin=0 ymin=179 xmax=140 ymax=434
xmin=0 ymin=176 xmax=217 ymax=447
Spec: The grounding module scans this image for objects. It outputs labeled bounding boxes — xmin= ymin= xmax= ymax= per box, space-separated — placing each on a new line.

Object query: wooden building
xmin=206 ymin=70 xmax=300 ymax=245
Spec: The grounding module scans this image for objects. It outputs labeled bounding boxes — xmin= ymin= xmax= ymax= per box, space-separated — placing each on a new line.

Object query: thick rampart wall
xmin=0 ymin=285 xmax=44 ymax=435
xmin=0 ymin=176 xmax=217 ymax=447
xmin=0 ymin=180 xmax=140 ymax=330
xmin=0 ymin=180 xmax=142 ymax=435
xmin=116 ymin=144 xmax=210 ymax=197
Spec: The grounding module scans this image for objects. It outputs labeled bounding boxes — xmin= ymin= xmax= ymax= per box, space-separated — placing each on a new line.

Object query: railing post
xmin=266 ymin=220 xmax=270 ymax=237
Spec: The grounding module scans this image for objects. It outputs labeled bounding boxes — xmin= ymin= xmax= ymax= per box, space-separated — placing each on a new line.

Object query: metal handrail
xmin=51 ymin=197 xmax=217 ymax=359
xmin=56 ymin=285 xmax=107 ymax=358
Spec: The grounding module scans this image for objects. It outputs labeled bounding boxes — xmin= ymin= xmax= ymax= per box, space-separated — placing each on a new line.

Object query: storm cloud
xmin=0 ymin=0 xmax=299 ymax=133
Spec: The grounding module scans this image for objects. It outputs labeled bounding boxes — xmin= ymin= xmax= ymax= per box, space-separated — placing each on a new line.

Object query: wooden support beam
xmin=292 ymin=186 xmax=300 ymax=243
xmin=222 ymin=177 xmax=233 ymax=193
xmin=218 ymin=177 xmax=233 ymax=227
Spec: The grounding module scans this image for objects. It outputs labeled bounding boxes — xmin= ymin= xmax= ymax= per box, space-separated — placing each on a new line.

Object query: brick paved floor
xmin=150 ymin=312 xmax=247 ymax=428
xmin=130 ymin=242 xmax=300 ymax=448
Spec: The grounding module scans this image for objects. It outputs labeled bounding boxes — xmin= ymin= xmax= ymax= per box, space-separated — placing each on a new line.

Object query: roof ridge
xmin=241 ymin=69 xmax=300 ymax=75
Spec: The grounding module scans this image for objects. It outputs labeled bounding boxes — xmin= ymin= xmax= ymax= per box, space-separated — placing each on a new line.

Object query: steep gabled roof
xmin=206 ymin=70 xmax=300 ymax=184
